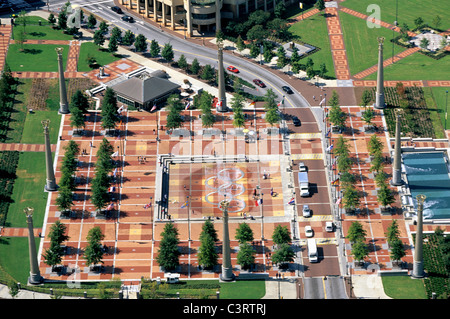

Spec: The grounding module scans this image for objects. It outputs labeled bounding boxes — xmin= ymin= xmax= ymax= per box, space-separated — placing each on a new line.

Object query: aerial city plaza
xmin=0 ymin=0 xmax=449 ymax=302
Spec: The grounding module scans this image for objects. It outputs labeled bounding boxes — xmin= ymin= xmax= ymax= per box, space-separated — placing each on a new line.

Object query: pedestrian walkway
xmin=325 ymin=6 xmax=351 ymax=81
xmin=0 ymin=25 xmax=12 ymax=72
xmin=0 ymin=143 xmax=56 ymax=152
xmin=66 ymin=40 xmax=80 ymax=72
xmin=287 ymin=8 xmax=320 ymax=25
xmin=0 ymin=227 xmax=41 ymax=237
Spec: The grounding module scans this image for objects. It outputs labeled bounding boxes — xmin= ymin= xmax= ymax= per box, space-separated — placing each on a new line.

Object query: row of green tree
xmin=157 ymin=221 xmax=296 ymax=272
xmin=43 ymin=221 xmax=107 ymax=272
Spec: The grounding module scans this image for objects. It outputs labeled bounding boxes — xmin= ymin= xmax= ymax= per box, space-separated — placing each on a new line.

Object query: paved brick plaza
xmin=39 ymin=108 xmax=300 ymax=281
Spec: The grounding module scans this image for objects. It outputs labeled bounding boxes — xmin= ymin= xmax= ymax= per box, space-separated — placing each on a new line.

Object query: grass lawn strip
xmin=288 ymin=14 xmax=336 ymax=79
xmin=339 ymin=11 xmax=404 ymax=76
xmin=77 ymin=42 xmax=121 ymax=72
xmin=6 ymin=44 xmax=69 ymax=72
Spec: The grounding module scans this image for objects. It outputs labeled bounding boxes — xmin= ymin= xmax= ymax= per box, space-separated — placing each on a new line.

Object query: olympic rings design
xmin=204 ymin=168 xmax=246 ymax=213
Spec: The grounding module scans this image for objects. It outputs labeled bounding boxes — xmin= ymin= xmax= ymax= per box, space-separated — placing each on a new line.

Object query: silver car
xmin=302 ymin=204 xmax=311 ymax=217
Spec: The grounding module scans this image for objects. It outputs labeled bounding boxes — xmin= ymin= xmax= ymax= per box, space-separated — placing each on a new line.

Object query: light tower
xmin=374 ymin=37 xmax=386 ymax=109
xmin=216 ymin=42 xmax=227 ymax=112
xmin=24 ymin=207 xmax=43 ymax=284
xmin=42 ymin=119 xmax=57 ymax=191
xmin=391 ymin=111 xmax=403 ymax=186
xmin=412 ymin=194 xmax=426 ymax=278
xmin=56 ymin=47 xmax=69 ymax=114
xmin=219 ymin=196 xmax=235 ymax=281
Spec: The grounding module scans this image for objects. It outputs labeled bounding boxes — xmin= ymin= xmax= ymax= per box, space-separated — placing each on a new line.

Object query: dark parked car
xmin=121 ymin=15 xmax=134 ymax=22
xmin=111 ymin=6 xmax=123 ymax=14
xmin=282 ymin=86 xmax=293 ymax=94
xmin=293 ymin=116 xmax=301 ymax=126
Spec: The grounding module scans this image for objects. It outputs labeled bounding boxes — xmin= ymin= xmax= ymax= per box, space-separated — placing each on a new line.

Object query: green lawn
xmin=77 ymin=42 xmax=121 ymax=72
xmin=220 ymin=279 xmax=266 ymax=299
xmin=21 ymin=110 xmax=62 ymax=144
xmin=5 ymin=152 xmax=49 ymax=228
xmin=13 ymin=18 xmax=74 ymax=41
xmin=430 ymin=87 xmax=450 ymax=129
xmin=6 ymin=44 xmax=69 ymax=72
xmin=340 ymin=0 xmax=450 ymax=31
xmin=288 ymin=14 xmax=336 ymax=79
xmin=365 ymin=53 xmax=450 ymax=81
xmin=339 ymin=11 xmax=404 ymax=76
xmin=381 ymin=275 xmax=427 ymax=299
xmin=0 ymin=237 xmax=40 ymax=284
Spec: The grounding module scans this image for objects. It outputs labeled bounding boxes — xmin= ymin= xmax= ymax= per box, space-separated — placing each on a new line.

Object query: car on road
xmin=121 ymin=15 xmax=134 ymax=22
xmin=305 ymin=225 xmax=314 ymax=237
xmin=325 ymin=221 xmax=334 ymax=232
xmin=302 ymin=204 xmax=311 ymax=217
xmin=227 ymin=66 xmax=239 ymax=73
xmin=282 ymin=86 xmax=293 ymax=94
xmin=111 ymin=6 xmax=124 ymax=14
xmin=253 ymin=79 xmax=266 ymax=88
xmin=298 ymin=162 xmax=307 ymax=172
xmin=292 ymin=116 xmax=301 ymax=126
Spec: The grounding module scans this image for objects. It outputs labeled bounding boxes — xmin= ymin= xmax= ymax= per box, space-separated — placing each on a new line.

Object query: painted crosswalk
xmin=298 ymin=238 xmax=337 ymax=246
xmin=291 ymin=153 xmax=323 ymax=160
xmin=298 ymin=215 xmax=333 ymax=222
xmin=289 ymin=133 xmax=322 ymax=139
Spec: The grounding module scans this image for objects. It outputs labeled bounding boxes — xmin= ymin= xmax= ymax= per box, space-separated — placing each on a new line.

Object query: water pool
xmin=403 ymin=152 xmax=450 ymax=219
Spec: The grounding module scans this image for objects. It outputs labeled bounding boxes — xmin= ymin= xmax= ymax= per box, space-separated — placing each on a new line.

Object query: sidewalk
xmin=351 ymin=275 xmax=391 ymax=299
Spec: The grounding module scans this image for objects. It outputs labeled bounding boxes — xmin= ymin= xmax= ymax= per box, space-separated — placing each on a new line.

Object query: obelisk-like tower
xmin=215 ymin=0 xmax=221 ymax=32
xmin=391 ymin=112 xmax=403 ymax=186
xmin=42 ymin=120 xmax=57 ymax=191
xmin=219 ymin=198 xmax=235 ymax=281
xmin=56 ymin=47 xmax=69 ymax=114
xmin=374 ymin=37 xmax=386 ymax=109
xmin=25 ymin=207 xmax=43 ymax=284
xmin=412 ymin=194 xmax=426 ymax=278
xmin=217 ymin=42 xmax=227 ymax=112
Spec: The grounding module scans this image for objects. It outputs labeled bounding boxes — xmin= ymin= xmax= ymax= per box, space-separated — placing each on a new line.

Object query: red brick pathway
xmin=0 ymin=143 xmax=56 ymax=152
xmin=287 ymin=8 xmax=320 ymax=25
xmin=0 ymin=227 xmax=42 ymax=237
xmin=325 ymin=7 xmax=351 ymax=81
xmin=66 ymin=40 xmax=80 ymax=72
xmin=0 ymin=25 xmax=12 ymax=72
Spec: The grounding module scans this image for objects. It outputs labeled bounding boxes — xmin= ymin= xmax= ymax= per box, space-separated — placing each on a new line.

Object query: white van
xmin=307 ymin=238 xmax=318 ymax=263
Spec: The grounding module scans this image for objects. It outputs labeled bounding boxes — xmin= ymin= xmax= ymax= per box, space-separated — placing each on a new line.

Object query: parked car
xmin=227 ymin=66 xmax=239 ymax=73
xmin=253 ymin=79 xmax=266 ymax=88
xmin=305 ymin=225 xmax=314 ymax=237
xmin=111 ymin=6 xmax=123 ymax=14
xmin=121 ymin=15 xmax=134 ymax=22
xmin=325 ymin=221 xmax=334 ymax=232
xmin=298 ymin=162 xmax=307 ymax=172
xmin=292 ymin=116 xmax=301 ymax=126
xmin=282 ymin=86 xmax=293 ymax=94
xmin=302 ymin=204 xmax=311 ymax=217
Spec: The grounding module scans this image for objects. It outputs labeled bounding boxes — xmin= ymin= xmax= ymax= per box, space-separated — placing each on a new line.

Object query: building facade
xmin=120 ymin=0 xmax=295 ymax=36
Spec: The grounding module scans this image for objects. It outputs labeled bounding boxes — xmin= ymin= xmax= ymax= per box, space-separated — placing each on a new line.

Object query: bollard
xmin=216 ymin=291 xmax=220 ymax=299
xmin=84 ymin=291 xmax=87 ymax=298
xmin=119 ymin=290 xmax=123 ymax=299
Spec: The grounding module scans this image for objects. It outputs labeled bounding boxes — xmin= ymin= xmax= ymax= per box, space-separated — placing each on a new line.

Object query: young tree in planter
xmin=58 ymin=11 xmax=68 ymax=30
xmin=390 ymin=239 xmax=406 ymax=266
xmin=377 ymin=183 xmax=395 ymax=211
xmin=271 ymin=243 xmax=295 ymax=268
xmin=361 ymin=107 xmax=375 ymax=130
xmin=43 ymin=220 xmax=69 ymax=270
xmin=318 ymin=63 xmax=328 ymax=79
xmin=70 ymin=90 xmax=90 ymax=114
xmin=134 ymin=34 xmax=148 ymax=52
xmin=236 ymin=35 xmax=245 ymax=52
xmin=101 ymin=88 xmax=119 ymax=134
xmin=161 ymin=43 xmax=174 ymax=63
xmin=368 ymin=134 xmax=383 ymax=157
xmin=370 ymin=151 xmax=384 ymax=173
xmin=235 ymin=222 xmax=254 ymax=244
xmin=98 ymin=21 xmax=109 ymax=34
xmin=342 ymin=185 xmax=360 ymax=214
xmin=84 ymin=226 xmax=105 ymax=270
xmin=149 ymin=39 xmax=160 ymax=57
xmin=166 ymin=103 xmax=183 ymax=130
xmin=190 ymin=58 xmax=201 ymax=75
xmin=237 ymin=242 xmax=256 ymax=270
xmin=198 ymin=233 xmax=218 ymax=269
xmin=351 ymin=240 xmax=369 ymax=266
xmin=48 ymin=13 xmax=57 ymax=26
xmin=200 ymin=64 xmax=215 ymax=82
xmin=272 ymin=225 xmax=291 ymax=246
xmin=108 ymin=36 xmax=118 ymax=54
xmin=346 ymin=221 xmax=367 ymax=243
xmin=200 ymin=219 xmax=219 ymax=242
xmin=334 ymin=135 xmax=350 ymax=157
xmin=385 ymin=219 xmax=401 ymax=247
xmin=110 ymin=26 xmax=122 ymax=43
xmin=90 ymin=173 xmax=110 ymax=213
xmin=87 ymin=14 xmax=97 ymax=29
xmin=122 ymin=30 xmax=135 ymax=46
xmin=233 ymin=106 xmax=245 ymax=128
xmin=360 ymin=89 xmax=373 ymax=108
xmin=93 ymin=29 xmax=105 ymax=49
xmin=265 ymin=107 xmax=281 ymax=127
xmin=69 ymin=104 xmax=85 ymax=135
xmin=177 ymin=54 xmax=188 ymax=72
xmin=55 ymin=185 xmax=74 ymax=215
xmin=329 ymin=103 xmax=347 ymax=131
xmin=337 ymin=153 xmax=352 ymax=173
xmin=156 ymin=223 xmax=180 ymax=271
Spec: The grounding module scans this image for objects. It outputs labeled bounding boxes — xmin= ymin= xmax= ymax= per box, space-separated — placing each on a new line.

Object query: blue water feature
xmin=403 ymin=152 xmax=450 ymax=219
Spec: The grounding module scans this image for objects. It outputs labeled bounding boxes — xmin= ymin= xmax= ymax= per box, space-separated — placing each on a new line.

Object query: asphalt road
xmin=46 ymin=0 xmax=310 ymax=110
